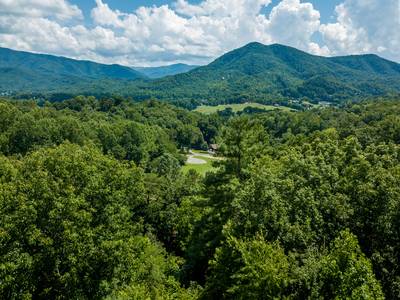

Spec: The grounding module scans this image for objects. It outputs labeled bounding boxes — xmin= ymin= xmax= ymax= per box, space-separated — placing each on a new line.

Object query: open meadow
xmin=194 ymin=102 xmax=293 ymax=114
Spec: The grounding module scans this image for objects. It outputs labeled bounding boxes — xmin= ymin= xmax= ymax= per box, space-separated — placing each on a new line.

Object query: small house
xmin=208 ymin=144 xmax=219 ymax=154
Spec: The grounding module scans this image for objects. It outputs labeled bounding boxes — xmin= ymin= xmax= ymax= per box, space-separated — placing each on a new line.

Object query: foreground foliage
xmin=0 ymin=97 xmax=399 ymax=299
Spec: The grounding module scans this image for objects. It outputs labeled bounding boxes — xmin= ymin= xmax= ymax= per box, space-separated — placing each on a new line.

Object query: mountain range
xmin=148 ymin=43 xmax=400 ymax=104
xmin=1 ymin=43 xmax=400 ymax=105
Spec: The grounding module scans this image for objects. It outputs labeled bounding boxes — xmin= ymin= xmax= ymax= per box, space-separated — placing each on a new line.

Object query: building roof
xmin=209 ymin=144 xmax=219 ymax=150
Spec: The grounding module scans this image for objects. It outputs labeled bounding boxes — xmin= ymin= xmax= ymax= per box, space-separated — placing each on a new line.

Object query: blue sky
xmin=67 ymin=0 xmax=342 ymax=47
xmin=0 ymin=0 xmax=397 ymax=66
xmin=70 ymin=0 xmax=342 ymax=25
xmin=68 ymin=0 xmax=343 ymax=47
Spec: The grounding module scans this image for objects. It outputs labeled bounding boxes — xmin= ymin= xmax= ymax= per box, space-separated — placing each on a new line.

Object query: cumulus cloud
xmin=88 ymin=0 xmax=324 ymax=65
xmin=0 ymin=0 xmax=397 ymax=65
xmin=174 ymin=0 xmax=271 ymax=17
xmin=0 ymin=16 xmax=80 ymax=55
xmin=320 ymin=0 xmax=400 ymax=61
xmin=0 ymin=0 xmax=82 ymax=20
xmin=267 ymin=0 xmax=323 ymax=52
xmin=0 ymin=0 xmax=85 ymax=57
xmin=91 ymin=0 xmax=126 ymax=28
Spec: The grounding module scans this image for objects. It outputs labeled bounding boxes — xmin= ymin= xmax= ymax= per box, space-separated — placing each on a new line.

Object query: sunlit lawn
xmin=193 ymin=102 xmax=293 ymax=114
xmin=182 ymin=155 xmax=219 ymax=175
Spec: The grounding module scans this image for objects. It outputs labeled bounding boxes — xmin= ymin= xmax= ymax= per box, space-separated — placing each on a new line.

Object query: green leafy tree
xmin=220 ymin=116 xmax=268 ymax=179
xmin=0 ymin=143 xmax=194 ymax=299
xmin=298 ymin=230 xmax=385 ymax=299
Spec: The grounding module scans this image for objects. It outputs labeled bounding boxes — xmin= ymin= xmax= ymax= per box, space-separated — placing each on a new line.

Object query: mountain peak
xmin=207 ymin=41 xmax=313 ymax=71
xmin=240 ymin=42 xmax=295 ymax=51
xmin=154 ymin=41 xmax=400 ymax=104
xmin=242 ymin=41 xmax=265 ymax=48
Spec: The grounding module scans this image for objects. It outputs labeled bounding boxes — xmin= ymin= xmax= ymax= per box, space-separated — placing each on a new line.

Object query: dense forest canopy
xmin=0 ymin=95 xmax=399 ymax=299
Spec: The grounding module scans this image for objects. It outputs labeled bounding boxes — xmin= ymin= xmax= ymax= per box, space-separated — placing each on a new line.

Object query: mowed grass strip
xmin=193 ymin=103 xmax=292 ymax=114
xmin=182 ymin=155 xmax=219 ymax=175
xmin=191 ymin=149 xmax=210 ymax=155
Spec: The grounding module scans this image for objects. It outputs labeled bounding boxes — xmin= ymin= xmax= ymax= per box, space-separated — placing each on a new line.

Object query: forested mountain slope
xmin=148 ymin=42 xmax=400 ymax=104
xmin=0 ymin=47 xmax=146 ymax=92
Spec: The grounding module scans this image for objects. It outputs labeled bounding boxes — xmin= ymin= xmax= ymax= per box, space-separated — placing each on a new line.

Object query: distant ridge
xmin=0 ymin=47 xmax=146 ymax=92
xmin=134 ymin=63 xmax=199 ymax=78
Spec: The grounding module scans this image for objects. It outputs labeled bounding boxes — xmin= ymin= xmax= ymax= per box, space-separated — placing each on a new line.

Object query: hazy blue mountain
xmin=134 ymin=63 xmax=199 ymax=78
xmin=0 ymin=47 xmax=146 ymax=92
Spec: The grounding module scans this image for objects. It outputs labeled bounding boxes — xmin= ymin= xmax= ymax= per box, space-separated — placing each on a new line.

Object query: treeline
xmin=0 ymin=96 xmax=218 ymax=299
xmin=0 ymin=97 xmax=224 ymax=166
xmin=0 ymin=97 xmax=399 ymax=299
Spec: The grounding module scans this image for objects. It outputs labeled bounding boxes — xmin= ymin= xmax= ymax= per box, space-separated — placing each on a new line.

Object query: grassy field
xmin=191 ymin=149 xmax=210 ymax=155
xmin=182 ymin=150 xmax=221 ymax=175
xmin=193 ymin=102 xmax=292 ymax=114
xmin=182 ymin=156 xmax=217 ymax=175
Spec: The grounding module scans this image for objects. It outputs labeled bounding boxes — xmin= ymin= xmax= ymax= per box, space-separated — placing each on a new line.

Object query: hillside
xmin=134 ymin=63 xmax=199 ymax=78
xmin=1 ymin=43 xmax=400 ymax=105
xmin=147 ymin=42 xmax=400 ymax=104
xmin=0 ymin=47 xmax=146 ymax=92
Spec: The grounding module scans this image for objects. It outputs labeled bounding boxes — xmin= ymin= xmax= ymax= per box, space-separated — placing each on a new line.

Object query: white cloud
xmin=174 ymin=0 xmax=271 ymax=17
xmin=0 ymin=0 xmax=398 ymax=66
xmin=267 ymin=0 xmax=321 ymax=52
xmin=0 ymin=0 xmax=82 ymax=20
xmin=0 ymin=16 xmax=81 ymax=55
xmin=320 ymin=0 xmax=400 ymax=61
xmin=0 ymin=0 xmax=85 ymax=57
xmin=91 ymin=0 xmax=125 ymax=28
xmin=88 ymin=0 xmax=323 ymax=65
